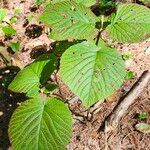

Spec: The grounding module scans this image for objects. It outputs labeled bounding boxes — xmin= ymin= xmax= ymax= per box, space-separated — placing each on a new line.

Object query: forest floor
xmin=0 ymin=0 xmax=150 ymax=150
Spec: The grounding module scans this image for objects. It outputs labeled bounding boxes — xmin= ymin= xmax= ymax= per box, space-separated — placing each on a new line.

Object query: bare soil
xmin=0 ymin=0 xmax=150 ymax=150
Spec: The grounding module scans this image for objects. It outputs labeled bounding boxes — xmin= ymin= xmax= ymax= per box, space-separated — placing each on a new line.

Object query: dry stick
xmin=100 ymin=70 xmax=150 ymax=132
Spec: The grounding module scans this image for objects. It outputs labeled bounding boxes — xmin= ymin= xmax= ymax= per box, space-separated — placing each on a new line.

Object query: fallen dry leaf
xmin=135 ymin=123 xmax=150 ymax=134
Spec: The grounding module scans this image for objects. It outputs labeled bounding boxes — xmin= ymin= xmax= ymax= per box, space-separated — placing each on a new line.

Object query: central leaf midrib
xmin=37 ymin=101 xmax=46 ymax=149
xmin=85 ymin=49 xmax=100 ymax=106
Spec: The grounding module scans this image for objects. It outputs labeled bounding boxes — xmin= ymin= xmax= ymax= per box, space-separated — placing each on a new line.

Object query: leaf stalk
xmin=95 ymin=15 xmax=104 ymax=45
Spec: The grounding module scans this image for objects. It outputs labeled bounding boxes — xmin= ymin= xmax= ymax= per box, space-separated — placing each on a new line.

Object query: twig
xmin=99 ymin=70 xmax=150 ymax=132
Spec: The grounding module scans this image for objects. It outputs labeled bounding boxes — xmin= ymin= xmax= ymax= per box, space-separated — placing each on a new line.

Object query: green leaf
xmin=49 ymin=0 xmax=94 ymax=7
xmin=60 ymin=40 xmax=125 ymax=107
xmin=43 ymin=83 xmax=58 ymax=94
xmin=10 ymin=41 xmax=20 ymax=52
xmin=135 ymin=123 xmax=150 ymax=133
xmin=2 ymin=25 xmax=16 ymax=36
xmin=53 ymin=40 xmax=83 ymax=57
xmin=9 ymin=54 xmax=58 ymax=97
xmin=76 ymin=0 xmax=96 ymax=7
xmin=106 ymin=4 xmax=150 ymax=43
xmin=138 ymin=112 xmax=148 ymax=120
xmin=9 ymin=98 xmax=72 ymax=150
xmin=35 ymin=0 xmax=43 ymax=5
xmin=50 ymin=0 xmax=96 ymax=7
xmin=39 ymin=1 xmax=98 ymax=41
xmin=99 ymin=0 xmax=115 ymax=10
xmin=0 ymin=8 xmax=6 ymax=22
xmin=125 ymin=70 xmax=134 ymax=80
xmin=10 ymin=16 xmax=18 ymax=24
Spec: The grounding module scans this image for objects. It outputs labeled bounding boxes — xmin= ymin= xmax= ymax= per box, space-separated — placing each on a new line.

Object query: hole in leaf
xmin=70 ymin=6 xmax=76 ymax=11
xmin=61 ymin=13 xmax=67 ymax=18
xmin=71 ymin=19 xmax=76 ymax=24
xmin=80 ymin=72 xmax=84 ymax=75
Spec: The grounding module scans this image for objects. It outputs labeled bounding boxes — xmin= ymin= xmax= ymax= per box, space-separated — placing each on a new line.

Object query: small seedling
xmin=0 ymin=9 xmax=16 ymax=36
xmin=10 ymin=41 xmax=20 ymax=53
xmin=126 ymin=70 xmax=135 ymax=80
xmin=138 ymin=112 xmax=148 ymax=120
xmin=2 ymin=25 xmax=16 ymax=36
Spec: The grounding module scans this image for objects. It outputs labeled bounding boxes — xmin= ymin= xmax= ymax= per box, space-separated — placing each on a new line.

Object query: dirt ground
xmin=0 ymin=0 xmax=150 ymax=150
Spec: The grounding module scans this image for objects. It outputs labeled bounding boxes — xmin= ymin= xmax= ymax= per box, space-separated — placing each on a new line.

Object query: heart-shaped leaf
xmin=60 ymin=40 xmax=125 ymax=107
xmin=9 ymin=98 xmax=72 ymax=150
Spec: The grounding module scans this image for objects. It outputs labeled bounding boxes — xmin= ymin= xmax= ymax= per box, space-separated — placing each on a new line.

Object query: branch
xmin=99 ymin=70 xmax=150 ymax=132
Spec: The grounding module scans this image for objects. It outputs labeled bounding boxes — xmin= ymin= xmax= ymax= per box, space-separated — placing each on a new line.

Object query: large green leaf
xmin=106 ymin=4 xmax=150 ymax=43
xmin=8 ymin=54 xmax=58 ymax=97
xmin=39 ymin=1 xmax=99 ymax=41
xmin=9 ymin=98 xmax=72 ymax=150
xmin=50 ymin=0 xmax=96 ymax=7
xmin=60 ymin=40 xmax=125 ymax=107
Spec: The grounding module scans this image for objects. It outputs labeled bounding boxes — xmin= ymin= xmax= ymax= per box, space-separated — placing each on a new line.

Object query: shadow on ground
xmin=0 ymin=66 xmax=27 ymax=150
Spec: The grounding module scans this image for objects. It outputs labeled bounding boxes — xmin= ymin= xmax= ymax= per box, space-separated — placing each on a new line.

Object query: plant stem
xmin=95 ymin=15 xmax=104 ymax=45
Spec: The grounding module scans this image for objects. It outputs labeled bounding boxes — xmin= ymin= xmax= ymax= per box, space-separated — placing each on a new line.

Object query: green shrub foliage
xmin=8 ymin=1 xmax=150 ymax=149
